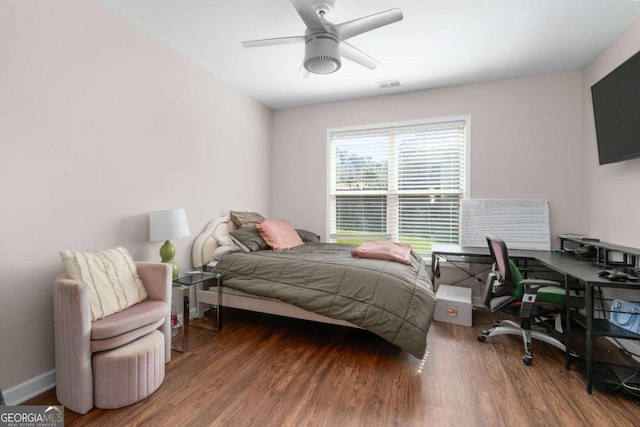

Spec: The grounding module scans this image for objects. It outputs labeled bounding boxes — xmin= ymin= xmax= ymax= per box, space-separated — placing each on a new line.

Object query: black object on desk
xmin=597 ymin=270 xmax=639 ymax=282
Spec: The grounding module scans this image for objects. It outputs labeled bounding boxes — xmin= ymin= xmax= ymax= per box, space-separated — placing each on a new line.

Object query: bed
xmin=191 ymin=213 xmax=436 ymax=358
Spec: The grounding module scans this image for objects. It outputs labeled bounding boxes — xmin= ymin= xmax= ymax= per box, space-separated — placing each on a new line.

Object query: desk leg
xmin=586 ymin=283 xmax=593 ymax=394
xmin=564 ymin=273 xmax=571 ymax=370
xmin=431 ymin=252 xmax=436 ymax=281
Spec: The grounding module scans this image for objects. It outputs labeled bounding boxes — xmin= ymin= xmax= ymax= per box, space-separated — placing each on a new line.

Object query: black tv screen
xmin=591 ymin=49 xmax=640 ymax=165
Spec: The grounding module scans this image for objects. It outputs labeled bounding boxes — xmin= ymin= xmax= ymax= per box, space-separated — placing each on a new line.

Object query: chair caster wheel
xmin=522 ymin=356 xmax=533 ymax=365
xmin=477 ymin=334 xmax=487 ymax=342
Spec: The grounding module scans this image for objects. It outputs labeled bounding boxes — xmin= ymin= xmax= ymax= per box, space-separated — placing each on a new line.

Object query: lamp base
xmin=160 ymin=240 xmax=180 ymax=278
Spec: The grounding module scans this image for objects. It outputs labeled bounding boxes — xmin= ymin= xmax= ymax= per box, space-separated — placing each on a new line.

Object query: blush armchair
xmin=53 ymin=261 xmax=172 ymax=414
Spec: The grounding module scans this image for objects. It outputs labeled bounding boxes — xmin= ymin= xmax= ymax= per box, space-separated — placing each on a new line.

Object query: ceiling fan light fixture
xmin=304 ymin=34 xmax=341 ymax=74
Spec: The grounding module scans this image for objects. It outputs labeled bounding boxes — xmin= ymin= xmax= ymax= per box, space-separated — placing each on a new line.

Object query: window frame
xmin=325 ymin=115 xmax=471 ymax=254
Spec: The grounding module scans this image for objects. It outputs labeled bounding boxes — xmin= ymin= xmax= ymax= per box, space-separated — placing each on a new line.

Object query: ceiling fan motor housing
xmin=304 ymin=33 xmax=341 ymax=74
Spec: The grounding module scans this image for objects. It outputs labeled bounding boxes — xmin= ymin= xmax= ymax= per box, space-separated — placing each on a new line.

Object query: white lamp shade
xmin=149 ymin=208 xmax=191 ymax=242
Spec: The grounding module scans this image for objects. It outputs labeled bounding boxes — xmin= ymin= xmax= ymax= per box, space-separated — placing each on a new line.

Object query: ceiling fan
xmin=241 ymin=0 xmax=403 ymax=76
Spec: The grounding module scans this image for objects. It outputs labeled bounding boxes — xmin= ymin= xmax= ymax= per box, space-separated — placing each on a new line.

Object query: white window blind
xmin=328 ymin=117 xmax=469 ymax=254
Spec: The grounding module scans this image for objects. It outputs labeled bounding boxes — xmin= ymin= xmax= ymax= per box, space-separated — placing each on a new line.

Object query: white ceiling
xmin=97 ymin=0 xmax=640 ymax=109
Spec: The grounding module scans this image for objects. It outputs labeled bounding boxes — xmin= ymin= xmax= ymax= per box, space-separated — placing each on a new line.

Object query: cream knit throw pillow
xmin=60 ymin=246 xmax=148 ymax=321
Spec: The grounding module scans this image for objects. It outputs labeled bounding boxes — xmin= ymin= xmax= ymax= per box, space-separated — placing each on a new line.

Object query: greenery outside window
xmin=327 ymin=116 xmax=470 ymax=254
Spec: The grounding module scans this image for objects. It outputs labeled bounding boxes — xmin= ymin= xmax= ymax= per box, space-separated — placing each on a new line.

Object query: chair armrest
xmin=136 ymin=262 xmax=171 ymax=304
xmin=135 ymin=262 xmax=172 ymax=363
xmin=53 ymin=274 xmax=93 ymax=414
xmin=518 ymin=278 xmax=562 ymax=320
xmin=53 ymin=275 xmax=92 ymax=356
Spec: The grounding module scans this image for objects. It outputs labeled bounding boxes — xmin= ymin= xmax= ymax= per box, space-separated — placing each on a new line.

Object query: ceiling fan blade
xmin=241 ymin=36 xmax=305 ymax=48
xmin=334 ymin=8 xmax=403 ymax=41
xmin=340 ymin=41 xmax=379 ymax=70
xmin=290 ymin=0 xmax=326 ymax=30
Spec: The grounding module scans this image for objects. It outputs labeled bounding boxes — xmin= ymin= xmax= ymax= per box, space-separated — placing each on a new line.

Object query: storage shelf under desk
xmin=572 ymin=358 xmax=640 ymax=391
xmin=568 ymin=311 xmax=640 ymax=393
xmin=571 ymin=313 xmax=640 ymax=340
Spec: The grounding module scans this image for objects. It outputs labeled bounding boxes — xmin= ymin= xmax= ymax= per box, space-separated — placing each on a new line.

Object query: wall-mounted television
xmin=591 ymin=49 xmax=640 ymax=165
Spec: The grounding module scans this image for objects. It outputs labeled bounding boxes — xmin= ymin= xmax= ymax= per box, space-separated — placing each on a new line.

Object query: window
xmin=327 ymin=116 xmax=470 ymax=254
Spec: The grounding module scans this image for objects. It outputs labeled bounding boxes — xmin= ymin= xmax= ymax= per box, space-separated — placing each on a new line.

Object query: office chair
xmin=478 ymin=234 xmax=584 ymax=365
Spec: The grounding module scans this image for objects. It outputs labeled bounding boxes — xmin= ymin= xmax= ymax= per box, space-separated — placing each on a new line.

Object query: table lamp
xmin=149 ymin=208 xmax=191 ymax=278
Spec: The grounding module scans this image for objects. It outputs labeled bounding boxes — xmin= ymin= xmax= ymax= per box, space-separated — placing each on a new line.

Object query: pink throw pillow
xmin=256 ymin=220 xmax=304 ymax=251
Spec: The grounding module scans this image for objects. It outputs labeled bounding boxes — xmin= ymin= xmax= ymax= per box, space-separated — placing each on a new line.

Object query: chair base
xmin=92 ymin=330 xmax=165 ymax=409
xmin=477 ymin=318 xmax=573 ymax=365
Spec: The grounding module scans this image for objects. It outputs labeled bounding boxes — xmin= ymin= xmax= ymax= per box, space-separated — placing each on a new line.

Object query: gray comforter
xmin=212 ymin=242 xmax=436 ymax=358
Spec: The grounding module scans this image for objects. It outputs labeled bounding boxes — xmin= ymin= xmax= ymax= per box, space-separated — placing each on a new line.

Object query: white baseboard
xmin=3 ymin=369 xmax=56 ymax=406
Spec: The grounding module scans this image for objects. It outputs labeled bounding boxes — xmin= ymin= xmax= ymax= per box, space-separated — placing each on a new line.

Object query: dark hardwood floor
xmin=27 ymin=307 xmax=640 ymax=426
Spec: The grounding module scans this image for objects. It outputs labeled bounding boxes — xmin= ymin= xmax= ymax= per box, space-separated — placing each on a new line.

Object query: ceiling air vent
xmin=377 ymin=80 xmax=401 ymax=89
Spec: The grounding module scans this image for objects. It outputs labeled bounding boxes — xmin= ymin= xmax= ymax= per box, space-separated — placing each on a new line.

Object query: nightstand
xmin=171 ymin=271 xmax=222 ymax=352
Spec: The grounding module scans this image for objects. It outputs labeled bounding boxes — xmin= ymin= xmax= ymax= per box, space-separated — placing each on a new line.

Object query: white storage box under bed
xmin=434 ymin=284 xmax=472 ymax=327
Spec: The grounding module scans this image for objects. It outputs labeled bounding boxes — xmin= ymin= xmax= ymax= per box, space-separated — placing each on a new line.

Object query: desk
xmin=432 ymin=244 xmax=640 ymax=394
xmin=431 ymin=244 xmax=541 ymax=272
xmin=431 ymin=245 xmax=543 ymax=291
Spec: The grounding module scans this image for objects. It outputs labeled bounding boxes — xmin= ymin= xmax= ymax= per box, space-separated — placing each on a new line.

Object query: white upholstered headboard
xmin=191 ymin=213 xmax=237 ymax=269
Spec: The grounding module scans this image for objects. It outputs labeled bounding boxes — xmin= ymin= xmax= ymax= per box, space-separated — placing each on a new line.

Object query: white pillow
xmin=211 ymin=245 xmax=240 ymax=261
xmin=228 ymin=235 xmax=251 ymax=252
xmin=59 ymin=246 xmax=147 ymax=321
xmin=216 ymin=235 xmax=239 ymax=248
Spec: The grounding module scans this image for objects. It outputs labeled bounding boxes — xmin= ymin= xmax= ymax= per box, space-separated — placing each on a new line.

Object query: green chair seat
xmin=510 ymin=260 xmax=584 ymax=309
xmin=538 ymin=286 xmax=585 ymax=310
